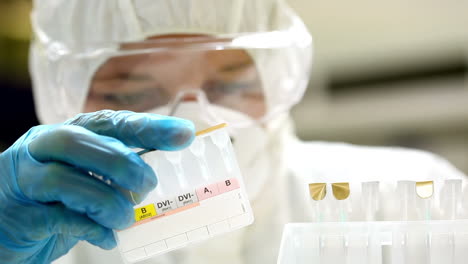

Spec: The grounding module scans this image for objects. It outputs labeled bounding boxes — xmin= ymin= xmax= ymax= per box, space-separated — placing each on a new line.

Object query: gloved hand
xmin=0 ymin=110 xmax=195 ymax=264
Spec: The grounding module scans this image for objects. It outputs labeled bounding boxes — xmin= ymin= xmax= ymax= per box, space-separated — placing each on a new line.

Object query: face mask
xmin=146 ymin=101 xmax=271 ymax=201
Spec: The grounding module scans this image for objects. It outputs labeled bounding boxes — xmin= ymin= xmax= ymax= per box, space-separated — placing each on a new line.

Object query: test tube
xmin=189 ymin=137 xmax=212 ymax=181
xmin=361 ymin=181 xmax=380 ymax=221
xmin=308 ymin=183 xmax=327 ymax=222
xmin=156 ymin=165 xmax=172 ymax=200
xmin=440 ymin=179 xmax=462 ymax=220
xmin=397 ymin=181 xmax=416 ymax=221
xmin=415 ymin=181 xmax=434 ymax=221
xmin=140 ymin=152 xmax=167 ymax=198
xmin=210 ymin=128 xmax=233 ymax=174
xmin=462 ymin=182 xmax=468 ymax=219
xmin=332 ymin=182 xmax=351 ymax=222
xmin=165 ymin=151 xmax=189 ymax=190
xmin=324 ymin=182 xmax=350 ymax=262
xmin=415 ymin=181 xmax=435 ymax=264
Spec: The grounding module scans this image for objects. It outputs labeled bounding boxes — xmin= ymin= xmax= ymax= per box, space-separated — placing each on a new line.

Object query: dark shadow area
xmin=0 ymin=34 xmax=39 ymax=150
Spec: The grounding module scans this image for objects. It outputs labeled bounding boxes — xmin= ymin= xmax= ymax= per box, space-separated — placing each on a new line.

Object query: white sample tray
xmin=115 ymin=124 xmax=254 ymax=263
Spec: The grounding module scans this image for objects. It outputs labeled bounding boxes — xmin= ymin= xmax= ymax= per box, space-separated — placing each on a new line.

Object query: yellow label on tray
xmin=135 ymin=204 xmax=157 ymax=222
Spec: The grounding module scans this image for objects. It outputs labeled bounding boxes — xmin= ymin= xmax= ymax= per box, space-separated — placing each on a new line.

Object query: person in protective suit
xmin=0 ymin=0 xmax=465 ymax=263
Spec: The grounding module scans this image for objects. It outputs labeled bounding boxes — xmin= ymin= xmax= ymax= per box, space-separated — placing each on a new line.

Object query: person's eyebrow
xmin=219 ymin=60 xmax=253 ymax=73
xmin=118 ymin=72 xmax=154 ymax=81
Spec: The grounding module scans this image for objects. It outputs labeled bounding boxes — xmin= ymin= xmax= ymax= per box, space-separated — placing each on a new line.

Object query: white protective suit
xmin=28 ymin=0 xmax=467 ymax=264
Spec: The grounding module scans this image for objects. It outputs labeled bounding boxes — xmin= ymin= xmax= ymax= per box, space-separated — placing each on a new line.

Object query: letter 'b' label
xmin=217 ymin=178 xmax=240 ymax=193
xmin=135 ymin=204 xmax=157 ymax=222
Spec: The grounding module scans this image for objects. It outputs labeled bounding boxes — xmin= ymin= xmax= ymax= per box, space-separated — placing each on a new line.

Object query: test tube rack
xmin=277 ymin=179 xmax=468 ymax=264
xmin=278 ymin=220 xmax=468 ymax=264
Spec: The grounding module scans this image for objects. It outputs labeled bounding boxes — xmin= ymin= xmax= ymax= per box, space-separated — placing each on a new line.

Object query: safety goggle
xmin=49 ymin=32 xmax=311 ymax=127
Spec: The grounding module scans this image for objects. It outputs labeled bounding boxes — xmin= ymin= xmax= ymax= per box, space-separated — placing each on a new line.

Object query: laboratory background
xmin=0 ymin=0 xmax=467 ymax=174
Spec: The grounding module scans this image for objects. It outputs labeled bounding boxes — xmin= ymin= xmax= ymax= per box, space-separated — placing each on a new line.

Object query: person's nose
xmin=179 ymin=92 xmax=198 ymax=102
xmin=168 ymin=89 xmax=209 ymax=116
xmin=169 ymin=70 xmax=206 ymax=100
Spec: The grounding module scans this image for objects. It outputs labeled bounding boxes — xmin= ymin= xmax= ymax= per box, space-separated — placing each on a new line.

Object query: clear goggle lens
xmin=84 ymin=43 xmax=266 ymax=125
xmin=78 ymin=32 xmax=310 ymax=127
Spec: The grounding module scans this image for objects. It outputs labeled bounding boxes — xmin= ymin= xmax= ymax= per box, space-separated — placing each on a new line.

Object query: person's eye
xmin=97 ymin=86 xmax=172 ymax=111
xmin=205 ymin=81 xmax=257 ymax=95
xmin=102 ymin=92 xmax=147 ymax=106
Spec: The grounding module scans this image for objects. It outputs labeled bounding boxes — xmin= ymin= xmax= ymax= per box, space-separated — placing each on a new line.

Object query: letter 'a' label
xmin=196 ymin=183 xmax=220 ymax=201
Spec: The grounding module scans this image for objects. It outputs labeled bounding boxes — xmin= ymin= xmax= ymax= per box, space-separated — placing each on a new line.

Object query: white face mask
xmin=146 ymin=101 xmax=271 ymax=201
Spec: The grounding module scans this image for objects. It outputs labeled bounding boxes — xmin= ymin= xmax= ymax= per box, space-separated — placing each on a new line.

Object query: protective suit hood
xmin=29 ymin=0 xmax=313 ymax=125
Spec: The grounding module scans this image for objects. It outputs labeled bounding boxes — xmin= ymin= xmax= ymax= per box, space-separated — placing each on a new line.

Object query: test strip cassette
xmin=115 ymin=124 xmax=254 ymax=263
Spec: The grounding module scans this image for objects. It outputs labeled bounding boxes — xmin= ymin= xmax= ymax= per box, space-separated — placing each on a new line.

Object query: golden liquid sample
xmin=416 ymin=181 xmax=434 ymax=199
xmin=332 ymin=182 xmax=350 ymax=200
xmin=309 ymin=183 xmax=327 ymax=201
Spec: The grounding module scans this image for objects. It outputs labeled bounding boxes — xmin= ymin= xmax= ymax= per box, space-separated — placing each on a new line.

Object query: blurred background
xmin=0 ymin=0 xmax=467 ymax=173
xmin=0 ymin=0 xmax=36 ymax=150
xmin=289 ymin=0 xmax=468 ymax=174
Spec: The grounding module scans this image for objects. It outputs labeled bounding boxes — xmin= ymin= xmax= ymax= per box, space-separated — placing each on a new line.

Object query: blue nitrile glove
xmin=0 ymin=110 xmax=195 ymax=264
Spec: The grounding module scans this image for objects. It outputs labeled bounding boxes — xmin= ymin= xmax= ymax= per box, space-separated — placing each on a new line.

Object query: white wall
xmin=286 ymin=0 xmax=468 ymax=173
